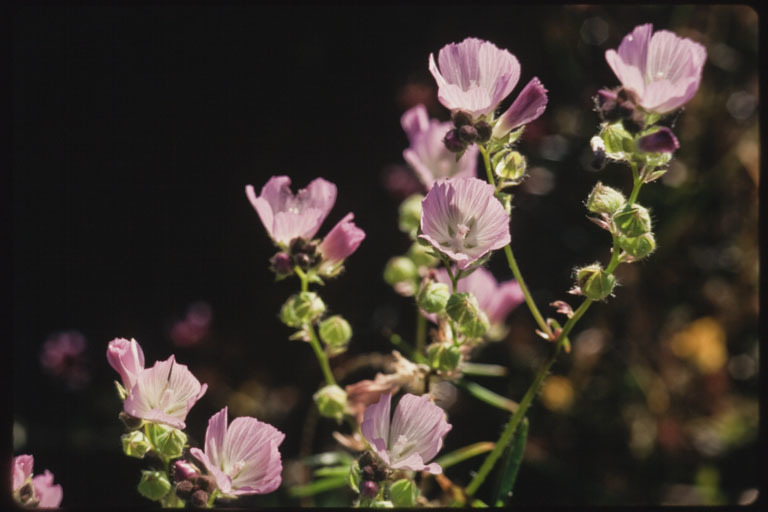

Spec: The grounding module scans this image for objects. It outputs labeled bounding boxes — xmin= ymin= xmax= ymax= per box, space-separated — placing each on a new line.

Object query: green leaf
xmin=493 ymin=418 xmax=529 ymax=507
xmin=457 ymin=379 xmax=519 ymax=412
xmin=435 ymin=441 xmax=495 ymax=470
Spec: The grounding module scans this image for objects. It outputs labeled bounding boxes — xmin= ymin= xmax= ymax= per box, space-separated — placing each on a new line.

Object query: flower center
xmin=390 ymin=434 xmax=416 ymax=462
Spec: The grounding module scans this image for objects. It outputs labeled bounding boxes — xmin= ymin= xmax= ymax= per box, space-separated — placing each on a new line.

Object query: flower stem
xmin=415 ymin=312 xmax=427 ymax=356
xmin=295 ymin=266 xmax=309 ymax=292
xmin=503 ymin=245 xmax=552 ymax=336
xmin=478 ymin=145 xmax=496 ymax=188
xmin=306 ymin=322 xmax=336 ymax=387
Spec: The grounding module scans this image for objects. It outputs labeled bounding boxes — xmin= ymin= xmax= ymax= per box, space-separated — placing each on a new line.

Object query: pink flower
xmin=361 ymin=393 xmax=451 ymax=474
xmin=11 ymin=455 xmax=62 ymax=508
xmin=170 ymin=301 xmax=212 ymax=347
xmin=492 ymin=77 xmax=548 ymax=139
xmin=605 ymin=24 xmax=706 ymax=114
xmin=318 ymin=213 xmax=366 ymax=266
xmin=107 ymin=337 xmax=145 ymax=392
xmin=636 ymin=126 xmax=680 ymax=153
xmin=401 ymin=104 xmax=478 ymax=190
xmin=419 ymin=177 xmax=510 ymax=270
xmin=123 ymin=355 xmax=207 ymax=429
xmin=432 ymin=267 xmax=524 ymax=334
xmin=246 ymin=176 xmax=337 ymax=247
xmin=191 ymin=407 xmax=284 ymax=496
xmin=429 ymin=38 xmax=520 ymax=118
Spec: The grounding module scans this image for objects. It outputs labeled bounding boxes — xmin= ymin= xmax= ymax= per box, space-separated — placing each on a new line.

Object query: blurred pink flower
xmin=245 ymin=176 xmax=337 ymax=247
xmin=492 ymin=77 xmax=548 ymax=139
xmin=432 ymin=267 xmax=523 ymax=334
xmin=605 ymin=23 xmax=706 ymax=114
xmin=429 ymin=37 xmax=520 ymax=118
xmin=123 ymin=355 xmax=207 ymax=429
xmin=318 ymin=213 xmax=366 ymax=266
xmin=191 ymin=407 xmax=284 ymax=496
xmin=419 ymin=177 xmax=510 ymax=270
xmin=401 ymin=104 xmax=478 ymax=190
xmin=361 ymin=393 xmax=451 ymax=474
xmin=107 ymin=337 xmax=145 ymax=391
xmin=11 ymin=455 xmax=62 ymax=508
xmin=12 ymin=454 xmax=34 ymax=492
xmin=40 ymin=331 xmax=89 ymax=388
xmin=170 ymin=301 xmax=212 ymax=347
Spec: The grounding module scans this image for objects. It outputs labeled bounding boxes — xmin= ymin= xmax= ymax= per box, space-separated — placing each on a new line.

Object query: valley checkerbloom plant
xmin=12 ymin=454 xmax=63 ymax=508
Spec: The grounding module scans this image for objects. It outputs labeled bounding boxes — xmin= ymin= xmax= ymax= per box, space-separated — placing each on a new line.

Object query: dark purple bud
xmin=443 ymin=129 xmax=466 ymax=153
xmin=270 ymin=252 xmax=293 ymax=276
xmin=457 ymin=124 xmax=478 ymax=143
xmin=173 ymin=460 xmax=199 ymax=482
xmin=452 ymin=110 xmax=473 ymax=127
xmin=623 ymin=110 xmax=645 ymax=134
xmin=617 ymin=100 xmax=635 ymax=119
xmin=294 ymin=253 xmax=312 ymax=269
xmin=119 ymin=411 xmax=143 ymax=430
xmin=637 ymin=127 xmax=680 ymax=153
xmin=591 ymin=147 xmax=607 ymax=171
xmin=474 ymin=121 xmax=492 ymax=142
xmin=190 ymin=489 xmax=209 ymax=508
xmin=175 ymin=480 xmax=195 ymax=500
xmin=594 ymin=88 xmax=621 ymax=122
xmin=361 ymin=480 xmax=380 ymax=498
xmin=194 ymin=474 xmax=217 ymax=493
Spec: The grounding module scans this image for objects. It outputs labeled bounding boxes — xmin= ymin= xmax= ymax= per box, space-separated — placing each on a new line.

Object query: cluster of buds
xmin=443 ymin=110 xmax=493 ymax=153
xmin=171 ymin=460 xmax=217 ymax=508
xmin=270 ymin=238 xmax=322 ymax=278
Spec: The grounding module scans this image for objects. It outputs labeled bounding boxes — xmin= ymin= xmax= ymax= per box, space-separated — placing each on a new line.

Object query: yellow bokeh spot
xmin=540 ymin=375 xmax=574 ymax=412
xmin=668 ymin=317 xmax=727 ymax=373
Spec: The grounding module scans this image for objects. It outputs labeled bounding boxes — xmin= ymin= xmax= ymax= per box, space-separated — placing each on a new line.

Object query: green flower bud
xmin=602 ymin=122 xmax=634 ymax=160
xmin=371 ymin=500 xmax=394 ymax=508
xmin=398 ymin=194 xmax=424 ymax=239
xmin=495 ymin=150 xmax=527 ymax=182
xmin=146 ymin=423 xmax=187 ymax=460
xmin=407 ymin=242 xmax=438 ymax=268
xmin=282 ymin=292 xmax=326 ymax=327
xmin=313 ymin=384 xmax=347 ymax=421
xmin=389 ymin=479 xmax=420 ymax=507
xmin=618 ymin=232 xmax=656 ymax=260
xmin=586 ymin=182 xmax=626 ymax=215
xmin=576 ymin=264 xmax=617 ymax=301
xmin=121 ymin=430 xmax=152 ymax=459
xmin=319 ymin=315 xmax=352 ymax=348
xmin=613 ymin=203 xmax=652 ymax=237
xmin=383 ymin=257 xmax=418 ymax=286
xmin=446 ymin=292 xmax=489 ymax=338
xmin=138 ymin=470 xmax=171 ymax=501
xmin=416 ymin=281 xmax=450 ymax=314
xmin=426 ymin=343 xmax=462 ymax=372
xmin=497 ymin=192 xmax=513 ymax=215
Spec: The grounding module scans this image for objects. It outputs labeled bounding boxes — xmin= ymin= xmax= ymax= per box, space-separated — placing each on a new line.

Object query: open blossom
xmin=432 ymin=267 xmax=524 ymax=336
xmin=605 ymin=23 xmax=706 ymax=114
xmin=361 ymin=393 xmax=451 ymax=474
xmin=246 ymin=176 xmax=337 ymax=247
xmin=191 ymin=407 xmax=284 ymax=496
xmin=401 ymin=104 xmax=478 ymax=189
xmin=419 ymin=177 xmax=510 ymax=270
xmin=12 ymin=455 xmax=63 ymax=508
xmin=429 ymin=37 xmax=520 ymax=118
xmin=123 ymin=355 xmax=207 ymax=429
xmin=317 ymin=213 xmax=366 ymax=266
xmin=107 ymin=337 xmax=145 ymax=391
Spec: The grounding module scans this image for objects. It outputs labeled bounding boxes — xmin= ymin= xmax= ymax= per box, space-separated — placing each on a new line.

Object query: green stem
xmin=306 ymin=322 xmax=336 ymax=387
xmin=457 ymin=378 xmax=519 ymax=412
xmin=503 ymin=245 xmax=552 ymax=336
xmin=415 ymin=312 xmax=427 ymax=357
xmin=478 ymin=145 xmax=496 ymax=188
xmin=295 ymin=266 xmax=309 ymax=292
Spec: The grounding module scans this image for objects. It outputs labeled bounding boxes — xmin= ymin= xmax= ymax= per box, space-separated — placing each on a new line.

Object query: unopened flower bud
xmin=138 ymin=470 xmax=172 ymax=501
xmin=407 ymin=242 xmax=438 ymax=268
xmin=384 ymin=257 xmax=418 ymax=287
xmin=416 ymin=281 xmax=450 ymax=314
xmin=590 ymin=136 xmax=607 ymax=171
xmin=586 ymin=182 xmax=626 ymax=215
xmin=389 ymin=478 xmax=420 ymax=507
xmin=613 ymin=204 xmax=652 ymax=237
xmin=443 ymin=129 xmax=466 ymax=153
xmin=119 ymin=411 xmax=144 ymax=430
xmin=147 ymin=423 xmax=187 ymax=460
xmin=270 ymin=252 xmax=293 ymax=277
xmin=452 ymin=110 xmax=473 ymax=127
xmin=398 ymin=194 xmax=423 ymax=239
xmin=174 ymin=460 xmax=199 ymax=482
xmin=637 ymin=127 xmax=680 ymax=153
xmin=576 ymin=264 xmax=616 ymax=301
xmin=175 ymin=480 xmax=195 ymax=500
xmin=602 ymin=122 xmax=634 ymax=157
xmin=122 ymin=430 xmax=152 ymax=459
xmin=619 ymin=232 xmax=656 ymax=260
xmin=313 ymin=384 xmax=347 ymax=421
xmin=495 ymin=151 xmax=527 ymax=181
xmin=194 ymin=474 xmax=217 ymax=493
xmin=190 ymin=489 xmax=209 ymax=508
xmin=446 ymin=292 xmax=489 ymax=338
xmin=474 ymin=121 xmax=492 ymax=142
xmin=361 ymin=480 xmax=380 ymax=498
xmin=594 ymin=88 xmax=621 ymax=122
xmin=427 ymin=343 xmax=462 ymax=372
xmin=458 ymin=124 xmax=478 ymax=144
xmin=623 ymin=109 xmax=646 ymax=134
xmin=319 ymin=315 xmax=352 ymax=348
xmin=282 ymin=292 xmax=326 ymax=328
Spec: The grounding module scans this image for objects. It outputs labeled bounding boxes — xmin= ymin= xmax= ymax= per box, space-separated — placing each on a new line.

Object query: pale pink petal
xmin=318 ymin=213 xmax=366 ymax=264
xmin=361 ymin=393 xmax=392 ymax=465
xmin=605 ymin=49 xmax=646 ymax=98
xmin=389 ymin=394 xmax=452 ymax=466
xmin=203 ymin=407 xmax=229 ymax=468
xmin=486 ymin=280 xmax=525 ymax=326
xmin=492 ymin=77 xmax=548 ymax=138
xmin=190 ymin=447 xmax=232 ymax=495
xmin=224 ymin=417 xmax=285 ymax=494
xmin=12 ymin=455 xmax=34 ymax=491
xmin=106 ymin=337 xmax=145 ymax=392
xmin=32 ymin=470 xmax=62 ymax=508
xmin=401 ymin=104 xmax=430 ymax=142
xmin=617 ymin=23 xmax=653 ymax=76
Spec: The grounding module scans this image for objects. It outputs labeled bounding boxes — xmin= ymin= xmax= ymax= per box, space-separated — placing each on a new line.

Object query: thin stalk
xmin=306 ymin=322 xmax=336 ymax=387
xmin=478 ymin=145 xmax=496 ymax=188
xmin=294 ymin=266 xmax=310 ymax=292
xmin=415 ymin=312 xmax=427 ymax=356
xmin=503 ymin=245 xmax=552 ymax=336
xmin=457 ymin=378 xmax=519 ymax=412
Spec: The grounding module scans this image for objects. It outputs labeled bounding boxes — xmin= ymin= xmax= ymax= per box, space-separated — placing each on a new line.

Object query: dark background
xmin=9 ymin=4 xmax=759 ymax=508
